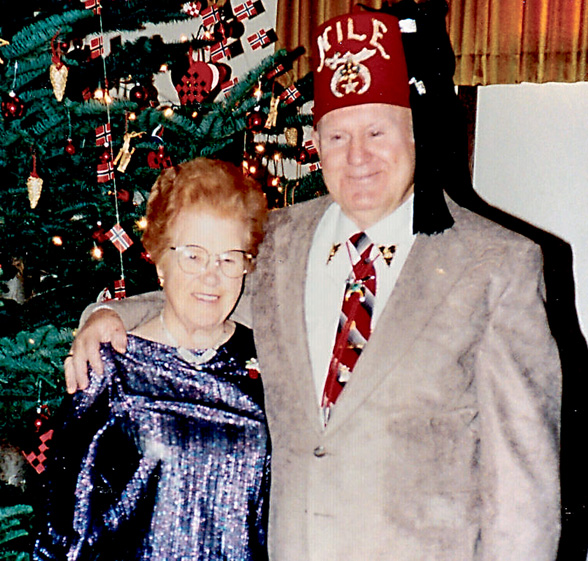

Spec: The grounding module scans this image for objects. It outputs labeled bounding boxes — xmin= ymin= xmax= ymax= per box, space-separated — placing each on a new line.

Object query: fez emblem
xmin=325 ymin=47 xmax=376 ymax=98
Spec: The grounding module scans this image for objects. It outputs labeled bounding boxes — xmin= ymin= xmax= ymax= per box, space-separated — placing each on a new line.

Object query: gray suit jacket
xmin=99 ymin=195 xmax=561 ymax=561
xmin=251 ymin=195 xmax=560 ymax=561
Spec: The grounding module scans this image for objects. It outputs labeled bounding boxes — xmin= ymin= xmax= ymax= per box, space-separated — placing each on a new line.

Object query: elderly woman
xmin=33 ymin=158 xmax=269 ymax=561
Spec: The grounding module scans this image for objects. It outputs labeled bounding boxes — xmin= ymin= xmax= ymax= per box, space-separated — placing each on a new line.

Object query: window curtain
xmin=276 ymin=0 xmax=588 ymax=85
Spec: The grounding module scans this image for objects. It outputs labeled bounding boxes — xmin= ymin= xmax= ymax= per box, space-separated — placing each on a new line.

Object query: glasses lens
xmin=218 ymin=251 xmax=249 ymax=278
xmin=178 ymin=246 xmax=208 ymax=274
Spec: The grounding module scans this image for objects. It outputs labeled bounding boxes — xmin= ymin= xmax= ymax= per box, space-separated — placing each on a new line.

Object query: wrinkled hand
xmin=64 ymin=308 xmax=128 ymax=394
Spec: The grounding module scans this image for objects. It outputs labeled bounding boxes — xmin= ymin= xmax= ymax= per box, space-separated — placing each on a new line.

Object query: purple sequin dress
xmin=33 ymin=324 xmax=270 ymax=561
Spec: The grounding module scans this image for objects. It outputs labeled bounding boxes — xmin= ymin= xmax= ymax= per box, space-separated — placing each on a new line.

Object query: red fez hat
xmin=312 ymin=10 xmax=410 ymax=124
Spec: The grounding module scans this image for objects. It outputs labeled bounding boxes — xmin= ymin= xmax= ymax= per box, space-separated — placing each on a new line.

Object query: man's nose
xmin=347 ymin=135 xmax=371 ymax=165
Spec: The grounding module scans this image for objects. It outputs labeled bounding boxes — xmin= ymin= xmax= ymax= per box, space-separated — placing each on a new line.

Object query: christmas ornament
xmin=130 ymin=84 xmax=148 ymax=106
xmin=182 ymin=1 xmax=202 ymax=17
xmin=2 ymin=91 xmax=24 ymax=120
xmin=0 ymin=38 xmax=9 ymax=65
xmin=284 ymin=127 xmax=299 ymax=147
xmin=64 ymin=138 xmax=76 ymax=155
xmin=22 ymin=404 xmax=54 ymax=475
xmin=117 ymin=189 xmax=131 ymax=203
xmin=106 ymin=223 xmax=134 ymax=253
xmin=49 ymin=33 xmax=68 ymax=102
xmin=96 ymin=123 xmax=112 ymax=147
xmin=147 ymin=145 xmax=173 ymax=169
xmin=173 ymin=47 xmax=220 ymax=105
xmin=113 ymin=131 xmax=145 ymax=172
xmin=246 ymin=109 xmax=265 ymax=132
xmin=114 ymin=278 xmax=126 ymax=299
xmin=27 ymin=154 xmax=43 ymax=209
xmin=296 ymin=146 xmax=311 ymax=165
xmin=264 ymin=94 xmax=279 ymax=129
xmin=99 ymin=149 xmax=112 ymax=163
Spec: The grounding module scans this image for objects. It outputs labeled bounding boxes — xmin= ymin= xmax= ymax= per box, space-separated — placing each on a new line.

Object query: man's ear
xmin=310 ymin=127 xmax=321 ymax=158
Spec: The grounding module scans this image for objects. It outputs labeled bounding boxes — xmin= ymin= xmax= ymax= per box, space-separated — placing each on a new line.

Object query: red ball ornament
xmin=130 ymin=85 xmax=148 ymax=107
xmin=117 ymin=189 xmax=131 ymax=203
xmin=296 ymin=147 xmax=311 ymax=165
xmin=64 ymin=138 xmax=76 ymax=155
xmin=99 ymin=150 xmax=112 ymax=163
xmin=147 ymin=145 xmax=173 ymax=169
xmin=246 ymin=110 xmax=265 ymax=133
xmin=2 ymin=92 xmax=25 ymax=120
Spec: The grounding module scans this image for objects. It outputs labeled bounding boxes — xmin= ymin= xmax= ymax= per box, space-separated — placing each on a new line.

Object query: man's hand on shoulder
xmin=64 ymin=308 xmax=127 ymax=394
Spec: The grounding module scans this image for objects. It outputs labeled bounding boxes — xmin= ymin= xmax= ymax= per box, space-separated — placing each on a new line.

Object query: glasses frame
xmin=170 ymin=244 xmax=253 ymax=278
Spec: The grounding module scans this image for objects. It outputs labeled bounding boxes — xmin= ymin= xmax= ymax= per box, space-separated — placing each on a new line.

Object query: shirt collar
xmin=332 ymin=193 xmax=415 ymax=250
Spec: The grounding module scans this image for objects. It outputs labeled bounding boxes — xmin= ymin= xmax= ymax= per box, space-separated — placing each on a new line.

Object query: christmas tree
xmin=0 ymin=0 xmax=322 ymax=528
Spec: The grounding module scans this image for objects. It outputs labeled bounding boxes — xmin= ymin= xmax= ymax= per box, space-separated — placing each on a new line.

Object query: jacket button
xmin=313 ymin=446 xmax=326 ymax=457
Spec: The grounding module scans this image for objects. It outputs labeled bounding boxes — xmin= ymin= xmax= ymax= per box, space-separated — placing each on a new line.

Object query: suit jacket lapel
xmin=272 ymin=196 xmax=334 ymax=434
xmin=324 ymin=221 xmax=471 ymax=434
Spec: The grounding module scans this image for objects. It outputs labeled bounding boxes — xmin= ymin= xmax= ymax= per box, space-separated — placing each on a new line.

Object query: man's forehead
xmin=317 ymin=103 xmax=411 ymax=129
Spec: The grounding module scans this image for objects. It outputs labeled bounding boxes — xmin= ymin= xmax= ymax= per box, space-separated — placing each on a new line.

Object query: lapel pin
xmin=327 ymin=243 xmax=341 ymax=264
xmin=379 ymin=245 xmax=396 ymax=266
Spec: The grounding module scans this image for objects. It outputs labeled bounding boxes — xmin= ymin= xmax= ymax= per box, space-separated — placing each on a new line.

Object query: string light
xmin=52 ymin=235 xmax=63 ymax=246
xmin=136 ymin=216 xmax=148 ymax=230
xmin=91 ymin=245 xmax=103 ymax=260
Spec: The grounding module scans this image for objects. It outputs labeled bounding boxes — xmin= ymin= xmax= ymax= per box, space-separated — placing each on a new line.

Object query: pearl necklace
xmin=159 ymin=312 xmax=228 ymax=368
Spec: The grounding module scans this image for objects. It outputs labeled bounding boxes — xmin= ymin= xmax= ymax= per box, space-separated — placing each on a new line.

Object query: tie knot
xmin=349 ymin=232 xmax=372 ymax=256
xmin=349 ymin=232 xmax=374 ymax=260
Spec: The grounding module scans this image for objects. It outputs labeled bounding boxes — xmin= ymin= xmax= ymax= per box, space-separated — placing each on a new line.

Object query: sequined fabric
xmin=33 ymin=324 xmax=270 ymax=561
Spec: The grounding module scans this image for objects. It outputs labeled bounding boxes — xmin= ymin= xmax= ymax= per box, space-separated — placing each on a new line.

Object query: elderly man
xmin=66 ymin=8 xmax=561 ymax=561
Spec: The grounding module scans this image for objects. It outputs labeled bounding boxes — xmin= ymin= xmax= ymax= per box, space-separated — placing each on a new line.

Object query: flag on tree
xmin=106 ymin=224 xmax=133 ymax=252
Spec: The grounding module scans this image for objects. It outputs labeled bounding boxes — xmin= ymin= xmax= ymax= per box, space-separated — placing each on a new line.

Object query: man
xmin=66 ymin=8 xmax=561 ymax=561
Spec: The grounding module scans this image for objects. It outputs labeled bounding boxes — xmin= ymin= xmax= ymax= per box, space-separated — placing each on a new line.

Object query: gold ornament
xmin=113 ymin=131 xmax=145 ymax=172
xmin=50 ymin=63 xmax=68 ymax=102
xmin=27 ymin=173 xmax=43 ymax=209
xmin=284 ymin=127 xmax=298 ymax=147
xmin=0 ymin=38 xmax=9 ymax=65
xmin=264 ymin=95 xmax=279 ymax=129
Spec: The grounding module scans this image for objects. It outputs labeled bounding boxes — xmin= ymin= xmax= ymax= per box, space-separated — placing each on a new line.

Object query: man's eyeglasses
xmin=170 ymin=245 xmax=253 ymax=278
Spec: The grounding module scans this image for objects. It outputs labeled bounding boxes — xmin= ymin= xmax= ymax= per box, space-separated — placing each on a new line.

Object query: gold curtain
xmin=276 ymin=0 xmax=588 ymax=85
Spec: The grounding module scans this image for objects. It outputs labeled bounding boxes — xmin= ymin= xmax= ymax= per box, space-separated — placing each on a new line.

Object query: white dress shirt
xmin=305 ymin=195 xmax=416 ymax=403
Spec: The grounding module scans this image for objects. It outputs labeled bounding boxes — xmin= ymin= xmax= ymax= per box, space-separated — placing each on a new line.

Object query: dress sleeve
xmin=32 ymin=350 xmax=113 ymax=560
xmin=475 ymin=242 xmax=561 ymax=561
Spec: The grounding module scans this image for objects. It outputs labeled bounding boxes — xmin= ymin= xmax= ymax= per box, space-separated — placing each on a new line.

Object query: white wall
xmin=473 ymin=82 xmax=588 ymax=338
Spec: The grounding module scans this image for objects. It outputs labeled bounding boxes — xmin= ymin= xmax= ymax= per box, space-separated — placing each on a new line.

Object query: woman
xmin=33 ymin=158 xmax=269 ymax=561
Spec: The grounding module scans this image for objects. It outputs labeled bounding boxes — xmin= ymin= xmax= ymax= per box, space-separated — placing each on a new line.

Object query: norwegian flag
xmin=84 ymin=0 xmax=101 ymax=14
xmin=234 ymin=0 xmax=257 ymax=21
xmin=247 ymin=28 xmax=277 ymax=50
xmin=279 ymin=84 xmax=301 ymax=104
xmin=114 ymin=278 xmax=126 ymax=299
xmin=304 ymin=138 xmax=318 ymax=157
xmin=201 ymin=5 xmax=220 ymax=26
xmin=97 ymin=161 xmax=114 ymax=183
xmin=266 ymin=63 xmax=286 ymax=81
xmin=95 ymin=123 xmax=112 ymax=146
xmin=209 ymin=39 xmax=243 ymax=62
xmin=210 ymin=39 xmax=231 ymax=63
xmin=309 ymin=162 xmax=322 ymax=172
xmin=182 ymin=1 xmax=201 ymax=17
xmin=106 ymin=224 xmax=134 ymax=252
xmin=221 ymin=77 xmax=239 ymax=97
xmin=89 ymin=36 xmax=104 ymax=59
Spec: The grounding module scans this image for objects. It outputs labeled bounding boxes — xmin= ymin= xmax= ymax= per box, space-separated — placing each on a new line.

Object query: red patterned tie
xmin=322 ymin=232 xmax=376 ymax=422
